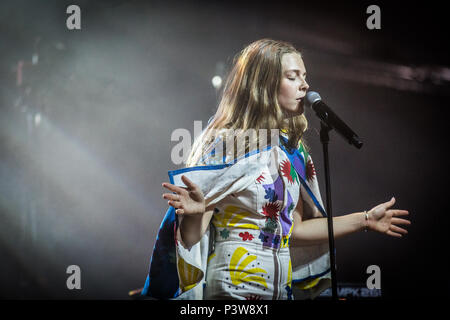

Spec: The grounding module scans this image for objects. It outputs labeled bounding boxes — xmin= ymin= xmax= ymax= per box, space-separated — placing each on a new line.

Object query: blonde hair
xmin=186 ymin=39 xmax=308 ymax=167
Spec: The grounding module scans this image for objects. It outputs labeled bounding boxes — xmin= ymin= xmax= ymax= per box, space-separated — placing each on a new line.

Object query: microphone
xmin=305 ymin=91 xmax=363 ymax=149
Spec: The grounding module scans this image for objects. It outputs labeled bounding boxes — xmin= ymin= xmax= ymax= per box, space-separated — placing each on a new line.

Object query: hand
xmin=367 ymin=197 xmax=411 ymax=237
xmin=162 ymin=175 xmax=205 ymax=216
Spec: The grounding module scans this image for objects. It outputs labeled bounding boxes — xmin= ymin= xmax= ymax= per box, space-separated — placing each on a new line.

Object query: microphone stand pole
xmin=320 ymin=121 xmax=338 ymax=301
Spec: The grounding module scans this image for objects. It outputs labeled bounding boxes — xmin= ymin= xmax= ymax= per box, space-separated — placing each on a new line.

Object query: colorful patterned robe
xmin=141 ymin=134 xmax=331 ymax=300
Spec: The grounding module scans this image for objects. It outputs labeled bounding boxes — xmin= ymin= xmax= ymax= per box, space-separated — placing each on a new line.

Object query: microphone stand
xmin=307 ymin=91 xmax=363 ymax=301
xmin=320 ymin=121 xmax=338 ymax=301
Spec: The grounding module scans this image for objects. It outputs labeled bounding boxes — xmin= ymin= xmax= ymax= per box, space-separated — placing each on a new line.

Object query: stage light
xmin=211 ymin=75 xmax=222 ymax=89
xmin=32 ymin=54 xmax=39 ymax=65
xmin=34 ymin=113 xmax=41 ymax=126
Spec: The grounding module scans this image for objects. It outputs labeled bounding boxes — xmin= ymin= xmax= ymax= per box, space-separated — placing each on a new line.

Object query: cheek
xmin=279 ymin=81 xmax=294 ymax=100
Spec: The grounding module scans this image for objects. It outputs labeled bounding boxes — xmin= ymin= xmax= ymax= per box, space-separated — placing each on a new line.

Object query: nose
xmin=299 ymin=79 xmax=309 ymax=92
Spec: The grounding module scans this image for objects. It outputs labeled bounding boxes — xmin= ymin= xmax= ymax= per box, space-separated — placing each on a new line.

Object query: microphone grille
xmin=305 ymin=91 xmax=321 ymax=108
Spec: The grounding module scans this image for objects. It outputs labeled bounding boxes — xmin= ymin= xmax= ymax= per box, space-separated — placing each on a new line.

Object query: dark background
xmin=0 ymin=0 xmax=449 ymax=300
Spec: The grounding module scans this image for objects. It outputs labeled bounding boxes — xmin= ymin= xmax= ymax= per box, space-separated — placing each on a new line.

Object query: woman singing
xmin=141 ymin=39 xmax=410 ymax=300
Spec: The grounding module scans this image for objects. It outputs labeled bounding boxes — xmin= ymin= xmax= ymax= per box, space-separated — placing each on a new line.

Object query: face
xmin=278 ymin=53 xmax=309 ymax=116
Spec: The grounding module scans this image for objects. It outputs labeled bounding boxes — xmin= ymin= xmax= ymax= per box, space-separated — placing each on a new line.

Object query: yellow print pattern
xmin=287 ymin=259 xmax=292 ymax=288
xmin=229 ymin=247 xmax=268 ymax=288
xmin=281 ymin=220 xmax=295 ymax=248
xmin=212 ymin=205 xmax=258 ymax=230
xmin=177 ymin=257 xmax=201 ymax=292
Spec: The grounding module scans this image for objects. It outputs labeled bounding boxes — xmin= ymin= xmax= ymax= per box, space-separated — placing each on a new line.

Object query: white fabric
xmin=171 ymin=143 xmax=331 ymax=300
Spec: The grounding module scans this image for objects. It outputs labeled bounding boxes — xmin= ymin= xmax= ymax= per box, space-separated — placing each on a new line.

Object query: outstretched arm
xmin=290 ymin=197 xmax=411 ymax=247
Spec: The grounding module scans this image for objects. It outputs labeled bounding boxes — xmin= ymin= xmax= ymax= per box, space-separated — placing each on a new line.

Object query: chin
xmin=296 ymin=101 xmax=304 ymax=115
xmin=281 ymin=103 xmax=303 ymax=117
xmin=283 ymin=108 xmax=303 ymax=119
xmin=292 ymin=104 xmax=304 ymax=115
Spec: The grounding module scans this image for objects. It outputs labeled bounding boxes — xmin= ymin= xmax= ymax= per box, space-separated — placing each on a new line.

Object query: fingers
xmin=391 ymin=217 xmax=411 ymax=225
xmin=384 ymin=196 xmax=396 ymax=209
xmin=390 ymin=225 xmax=408 ymax=235
xmin=162 ymin=193 xmax=185 ymax=209
xmin=386 ymin=230 xmax=402 ymax=238
xmin=161 ymin=191 xmax=185 ymax=210
xmin=167 ymin=200 xmax=182 ymax=208
xmin=162 ymin=182 xmax=186 ymax=194
xmin=387 ymin=214 xmax=410 ymax=237
xmin=162 ymin=193 xmax=179 ymax=201
xmin=392 ymin=210 xmax=409 ymax=217
xmin=181 ymin=175 xmax=197 ymax=190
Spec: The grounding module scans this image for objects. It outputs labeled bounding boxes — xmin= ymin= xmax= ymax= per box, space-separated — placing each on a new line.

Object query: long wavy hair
xmin=186 ymin=39 xmax=308 ymax=167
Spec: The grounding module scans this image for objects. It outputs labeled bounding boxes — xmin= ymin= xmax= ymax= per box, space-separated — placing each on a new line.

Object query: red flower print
xmin=256 ymin=173 xmax=265 ymax=183
xmin=306 ymin=159 xmax=316 ymax=182
xmin=262 ymin=202 xmax=280 ymax=221
xmin=239 ymin=232 xmax=254 ymax=241
xmin=280 ymin=159 xmax=294 ymax=184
